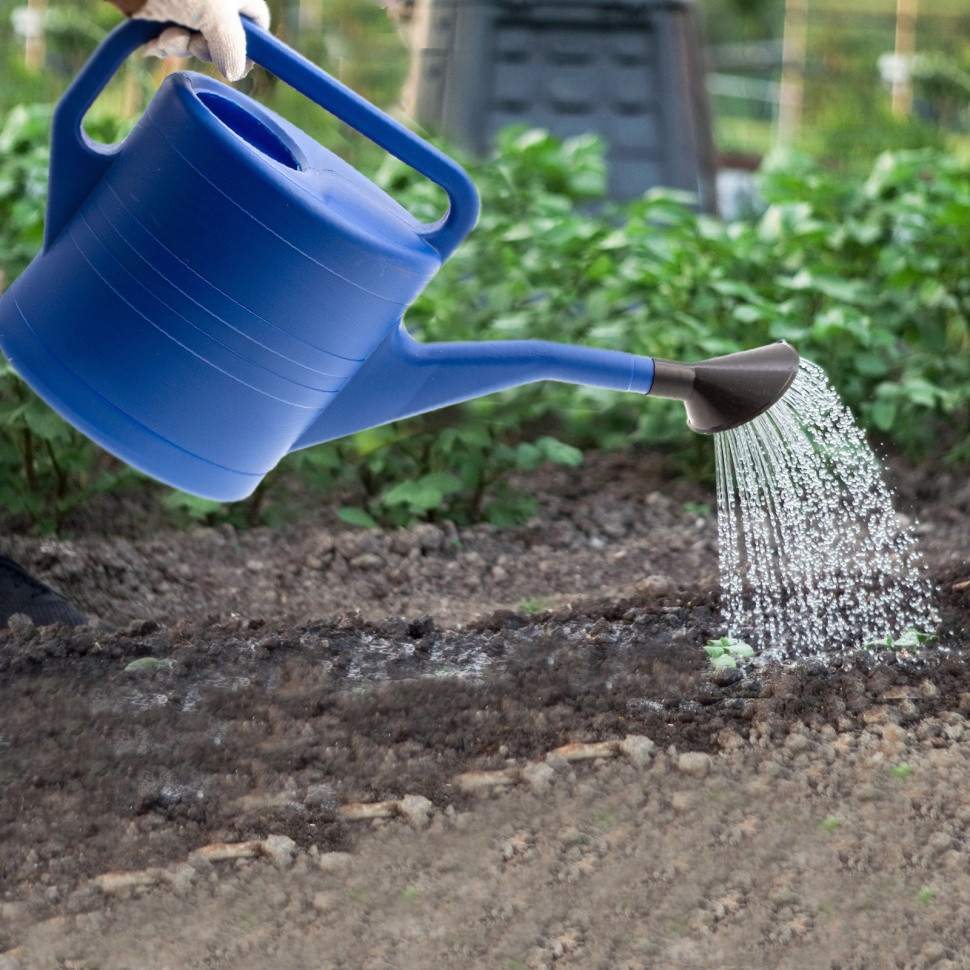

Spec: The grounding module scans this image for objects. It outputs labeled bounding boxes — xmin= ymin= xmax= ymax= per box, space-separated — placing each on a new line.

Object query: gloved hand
xmin=132 ymin=0 xmax=271 ymax=83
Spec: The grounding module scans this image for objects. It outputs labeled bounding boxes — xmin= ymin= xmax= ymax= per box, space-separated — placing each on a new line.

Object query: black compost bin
xmin=406 ymin=0 xmax=717 ymax=208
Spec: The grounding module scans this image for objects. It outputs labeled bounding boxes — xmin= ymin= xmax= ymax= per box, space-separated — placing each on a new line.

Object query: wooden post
xmin=24 ymin=0 xmax=47 ymax=71
xmin=892 ymin=0 xmax=918 ymax=117
xmin=777 ymin=0 xmax=808 ymax=146
xmin=300 ymin=0 xmax=323 ymax=33
xmin=399 ymin=0 xmax=430 ymax=118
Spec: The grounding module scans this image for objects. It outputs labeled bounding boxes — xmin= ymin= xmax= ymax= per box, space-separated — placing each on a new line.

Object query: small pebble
xmin=677 ymin=752 xmax=712 ymax=777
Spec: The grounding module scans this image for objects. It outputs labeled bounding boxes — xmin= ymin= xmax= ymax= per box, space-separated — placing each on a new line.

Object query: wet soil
xmin=1 ymin=450 xmax=969 ymax=969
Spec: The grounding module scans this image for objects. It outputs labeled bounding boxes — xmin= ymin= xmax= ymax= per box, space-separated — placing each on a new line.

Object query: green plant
xmin=914 ymin=886 xmax=936 ymax=904
xmin=2 ymin=105 xmax=969 ymax=530
xmin=594 ymin=810 xmax=614 ymax=830
xmin=891 ymin=762 xmax=913 ymax=781
xmin=0 ymin=102 xmax=132 ymax=284
xmin=703 ymin=637 xmax=754 ymax=670
xmin=819 ymin=816 xmax=841 ymax=834
xmin=684 ymin=501 xmax=713 ymax=518
xmin=0 ymin=359 xmax=140 ymax=532
xmin=0 ymin=103 xmax=50 ymax=284
xmin=398 ymin=885 xmax=420 ymax=904
xmin=334 ymin=426 xmax=582 ymax=529
xmin=864 ymin=628 xmax=938 ymax=652
xmin=162 ymin=491 xmax=228 ymax=526
xmin=389 ymin=131 xmax=970 ymax=465
xmin=518 ymin=597 xmax=546 ymax=615
xmin=123 ymin=657 xmax=173 ymax=674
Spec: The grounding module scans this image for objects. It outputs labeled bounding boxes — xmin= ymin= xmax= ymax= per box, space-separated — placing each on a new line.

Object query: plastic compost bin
xmin=406 ymin=0 xmax=717 ymax=208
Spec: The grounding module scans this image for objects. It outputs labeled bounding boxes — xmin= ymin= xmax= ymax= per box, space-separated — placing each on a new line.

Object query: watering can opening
xmin=197 ymin=91 xmax=302 ymax=170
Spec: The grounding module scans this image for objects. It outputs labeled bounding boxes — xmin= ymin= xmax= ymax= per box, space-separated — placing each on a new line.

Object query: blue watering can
xmin=0 ymin=19 xmax=798 ymax=501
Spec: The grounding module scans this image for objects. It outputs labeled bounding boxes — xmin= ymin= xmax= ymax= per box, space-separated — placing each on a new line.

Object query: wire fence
xmin=705 ymin=1 xmax=970 ymax=161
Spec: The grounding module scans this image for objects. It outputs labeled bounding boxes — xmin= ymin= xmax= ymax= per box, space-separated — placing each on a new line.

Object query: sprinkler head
xmin=650 ymin=341 xmax=800 ymax=434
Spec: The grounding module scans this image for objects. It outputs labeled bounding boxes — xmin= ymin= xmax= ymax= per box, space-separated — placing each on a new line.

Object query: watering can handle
xmin=45 ymin=18 xmax=480 ymax=259
xmin=241 ymin=20 xmax=479 ymax=260
xmin=45 ymin=19 xmax=164 ymax=249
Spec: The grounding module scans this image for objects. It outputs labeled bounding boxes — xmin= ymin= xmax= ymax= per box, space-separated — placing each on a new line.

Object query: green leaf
xmin=536 ymin=436 xmax=583 ymax=467
xmin=124 ymin=657 xmax=171 ymax=674
xmin=811 ymin=307 xmax=871 ymax=342
xmin=704 ymin=637 xmax=753 ymax=668
xmin=783 ymin=271 xmax=872 ymax=306
xmin=864 ymin=627 xmax=937 ymax=651
xmin=380 ymin=473 xmax=464 ymax=512
xmin=484 ymin=494 xmax=538 ymax=528
xmin=162 ymin=491 xmax=224 ymax=521
xmin=513 ymin=442 xmax=544 ymax=470
xmin=869 ymin=398 xmax=897 ymax=432
xmin=22 ymin=404 xmax=71 ymax=442
xmin=337 ymin=507 xmax=379 ymax=529
xmin=892 ymin=628 xmax=938 ymax=649
xmin=854 ymin=352 xmax=889 ymax=377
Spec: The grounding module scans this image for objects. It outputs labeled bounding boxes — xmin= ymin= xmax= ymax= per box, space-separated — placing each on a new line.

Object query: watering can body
xmin=0 ymin=20 xmax=795 ymax=502
xmin=0 ymin=20 xmax=495 ymax=500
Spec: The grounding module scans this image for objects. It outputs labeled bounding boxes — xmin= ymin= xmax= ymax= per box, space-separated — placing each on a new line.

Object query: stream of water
xmin=714 ymin=359 xmax=937 ymax=657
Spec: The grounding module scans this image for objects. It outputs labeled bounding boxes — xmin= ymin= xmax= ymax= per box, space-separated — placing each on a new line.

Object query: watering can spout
xmin=650 ymin=341 xmax=800 ymax=434
xmin=291 ymin=331 xmax=800 ymax=451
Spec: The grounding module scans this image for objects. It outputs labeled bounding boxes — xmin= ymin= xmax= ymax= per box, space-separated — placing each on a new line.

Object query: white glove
xmin=135 ymin=0 xmax=271 ymax=83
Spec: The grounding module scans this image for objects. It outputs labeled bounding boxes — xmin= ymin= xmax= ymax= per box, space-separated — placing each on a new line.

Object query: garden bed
xmin=1 ymin=450 xmax=969 ymax=967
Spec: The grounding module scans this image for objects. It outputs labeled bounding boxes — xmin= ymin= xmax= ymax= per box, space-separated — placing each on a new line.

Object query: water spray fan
xmin=0 ymin=19 xmax=800 ymax=502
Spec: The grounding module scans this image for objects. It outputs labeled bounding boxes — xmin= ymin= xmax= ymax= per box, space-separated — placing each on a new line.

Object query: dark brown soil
xmin=1 ymin=450 xmax=968 ymax=967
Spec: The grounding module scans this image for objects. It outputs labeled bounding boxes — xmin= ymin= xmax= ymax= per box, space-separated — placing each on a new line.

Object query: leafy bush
xmin=0 ymin=357 xmax=139 ymax=532
xmin=334 ymin=428 xmax=582 ymax=529
xmin=0 ymin=104 xmax=51 ymax=286
xmin=383 ymin=129 xmax=970 ymax=463
xmin=1 ymin=108 xmax=968 ymax=531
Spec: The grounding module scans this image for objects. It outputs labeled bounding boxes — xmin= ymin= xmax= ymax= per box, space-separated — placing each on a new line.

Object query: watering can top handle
xmin=241 ymin=20 xmax=478 ymax=260
xmin=46 ymin=18 xmax=479 ymax=260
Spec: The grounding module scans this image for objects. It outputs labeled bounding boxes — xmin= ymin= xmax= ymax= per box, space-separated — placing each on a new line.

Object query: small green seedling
xmin=123 ymin=657 xmax=173 ymax=674
xmin=684 ymin=501 xmax=713 ymax=518
xmin=703 ymin=637 xmax=755 ymax=670
xmin=519 ymin=597 xmax=546 ymax=615
xmin=595 ymin=810 xmax=615 ymax=830
xmin=864 ymin=627 xmax=937 ymax=652
xmin=891 ymin=762 xmax=913 ymax=781
xmin=819 ymin=816 xmax=841 ymax=834
xmin=914 ymin=886 xmax=936 ymax=904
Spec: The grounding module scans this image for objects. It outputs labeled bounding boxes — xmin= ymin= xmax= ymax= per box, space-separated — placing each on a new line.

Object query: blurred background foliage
xmin=1 ymin=0 xmax=968 ymax=165
xmin=0 ymin=0 xmax=968 ymax=531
